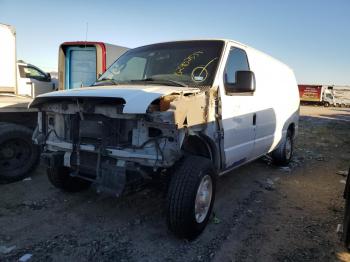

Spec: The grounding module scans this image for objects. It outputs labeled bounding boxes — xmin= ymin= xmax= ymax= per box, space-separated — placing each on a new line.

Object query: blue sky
xmin=1 ymin=0 xmax=349 ymax=85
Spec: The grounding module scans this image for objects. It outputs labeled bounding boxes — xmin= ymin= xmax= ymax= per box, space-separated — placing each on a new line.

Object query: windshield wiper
xmin=129 ymin=78 xmax=188 ymax=87
xmin=93 ymin=78 xmax=119 ymax=86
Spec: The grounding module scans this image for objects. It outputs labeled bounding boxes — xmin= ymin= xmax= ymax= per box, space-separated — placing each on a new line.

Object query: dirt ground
xmin=0 ymin=105 xmax=349 ymax=262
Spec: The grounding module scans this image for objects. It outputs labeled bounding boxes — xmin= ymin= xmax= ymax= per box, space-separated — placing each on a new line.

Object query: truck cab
xmin=16 ymin=60 xmax=57 ymax=97
xmin=30 ymin=39 xmax=300 ymax=239
xmin=323 ymin=90 xmax=336 ymax=107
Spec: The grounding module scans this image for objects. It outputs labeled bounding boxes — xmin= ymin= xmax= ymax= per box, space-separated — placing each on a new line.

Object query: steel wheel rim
xmin=195 ymin=174 xmax=213 ymax=223
xmin=285 ymin=137 xmax=292 ymax=160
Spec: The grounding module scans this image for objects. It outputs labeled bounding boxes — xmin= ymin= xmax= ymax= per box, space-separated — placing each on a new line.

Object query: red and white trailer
xmin=298 ymin=84 xmax=337 ymax=107
xmin=298 ymin=85 xmax=324 ymax=102
xmin=58 ymin=41 xmax=128 ymax=90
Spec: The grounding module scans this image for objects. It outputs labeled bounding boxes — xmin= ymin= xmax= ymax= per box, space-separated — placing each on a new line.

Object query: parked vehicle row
xmin=0 ymin=23 xmax=127 ymax=182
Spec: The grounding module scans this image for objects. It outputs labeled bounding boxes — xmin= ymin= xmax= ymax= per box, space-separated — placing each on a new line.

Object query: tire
xmin=344 ymin=195 xmax=350 ymax=250
xmin=271 ymin=129 xmax=294 ymax=166
xmin=324 ymin=102 xmax=330 ymax=107
xmin=47 ymin=166 xmax=91 ymax=192
xmin=166 ymin=155 xmax=216 ymax=239
xmin=0 ymin=123 xmax=40 ymax=182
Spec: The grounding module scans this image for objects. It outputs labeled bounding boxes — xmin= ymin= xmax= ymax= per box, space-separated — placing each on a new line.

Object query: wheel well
xmin=0 ymin=112 xmax=37 ymax=129
xmin=181 ymin=135 xmax=218 ymax=168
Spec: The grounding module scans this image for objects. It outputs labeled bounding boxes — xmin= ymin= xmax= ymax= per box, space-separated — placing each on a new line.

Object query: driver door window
xmin=19 ymin=66 xmax=48 ymax=81
xmin=224 ymin=48 xmax=249 ymax=85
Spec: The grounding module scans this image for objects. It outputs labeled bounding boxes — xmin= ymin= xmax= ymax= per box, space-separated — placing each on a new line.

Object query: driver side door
xmin=219 ymin=46 xmax=257 ymax=168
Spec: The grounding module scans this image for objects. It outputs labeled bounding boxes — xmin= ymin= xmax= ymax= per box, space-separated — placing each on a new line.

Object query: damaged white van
xmin=30 ymin=40 xmax=299 ymax=239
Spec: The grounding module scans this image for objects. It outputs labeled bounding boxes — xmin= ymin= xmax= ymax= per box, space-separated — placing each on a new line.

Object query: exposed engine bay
xmin=32 ymin=88 xmax=215 ymax=195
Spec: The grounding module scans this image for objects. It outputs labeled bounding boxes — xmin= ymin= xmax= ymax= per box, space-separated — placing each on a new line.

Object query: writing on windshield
xmin=98 ymin=41 xmax=224 ymax=87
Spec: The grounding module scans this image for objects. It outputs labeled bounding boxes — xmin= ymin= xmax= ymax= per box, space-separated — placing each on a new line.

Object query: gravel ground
xmin=0 ymin=105 xmax=349 ymax=262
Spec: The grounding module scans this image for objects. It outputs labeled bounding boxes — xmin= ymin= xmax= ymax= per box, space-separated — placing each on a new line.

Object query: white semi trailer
xmin=0 ymin=24 xmax=17 ymax=93
xmin=0 ymin=23 xmax=128 ymax=182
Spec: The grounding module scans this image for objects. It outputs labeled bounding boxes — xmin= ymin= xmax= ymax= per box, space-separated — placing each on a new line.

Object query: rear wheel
xmin=271 ymin=129 xmax=294 ymax=166
xmin=344 ymin=195 xmax=350 ymax=250
xmin=0 ymin=123 xmax=39 ymax=182
xmin=343 ymin=168 xmax=350 ymax=250
xmin=47 ymin=166 xmax=91 ymax=192
xmin=166 ymin=155 xmax=216 ymax=239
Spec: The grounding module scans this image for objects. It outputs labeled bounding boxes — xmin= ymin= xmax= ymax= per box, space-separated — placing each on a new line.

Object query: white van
xmin=30 ymin=39 xmax=299 ymax=239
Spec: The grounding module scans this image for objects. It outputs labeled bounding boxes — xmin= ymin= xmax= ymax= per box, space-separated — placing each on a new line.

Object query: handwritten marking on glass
xmin=191 ymin=57 xmax=218 ymax=82
xmin=175 ymin=51 xmax=204 ymax=75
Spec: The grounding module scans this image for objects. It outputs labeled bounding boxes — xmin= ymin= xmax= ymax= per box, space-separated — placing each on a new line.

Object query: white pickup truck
xmin=0 ymin=24 xmax=57 ymax=95
xmin=30 ymin=39 xmax=300 ymax=239
xmin=0 ymin=23 xmax=56 ymax=182
xmin=14 ymin=60 xmax=57 ymax=96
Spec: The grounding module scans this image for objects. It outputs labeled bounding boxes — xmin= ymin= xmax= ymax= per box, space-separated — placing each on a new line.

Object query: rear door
xmin=220 ymin=46 xmax=256 ymax=168
xmin=65 ymin=46 xmax=97 ymax=89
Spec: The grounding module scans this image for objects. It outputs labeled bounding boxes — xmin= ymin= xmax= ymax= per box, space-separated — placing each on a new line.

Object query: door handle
xmin=253 ymin=113 xmax=257 ymax=125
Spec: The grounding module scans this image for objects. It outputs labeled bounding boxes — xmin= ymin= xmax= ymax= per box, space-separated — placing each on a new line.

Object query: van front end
xmin=30 ymin=40 xmax=229 ymax=239
xmin=32 ymin=97 xmax=182 ymax=196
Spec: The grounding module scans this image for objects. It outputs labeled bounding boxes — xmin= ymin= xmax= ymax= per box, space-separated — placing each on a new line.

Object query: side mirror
xmin=226 ymin=70 xmax=256 ymax=93
xmin=46 ymin=73 xmax=51 ymax=82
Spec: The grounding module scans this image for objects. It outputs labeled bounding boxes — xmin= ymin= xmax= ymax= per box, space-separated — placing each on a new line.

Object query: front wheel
xmin=166 ymin=155 xmax=216 ymax=239
xmin=47 ymin=166 xmax=91 ymax=192
xmin=343 ymin=168 xmax=350 ymax=250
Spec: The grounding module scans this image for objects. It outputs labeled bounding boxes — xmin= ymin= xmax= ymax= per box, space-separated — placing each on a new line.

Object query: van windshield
xmin=96 ymin=40 xmax=224 ymax=88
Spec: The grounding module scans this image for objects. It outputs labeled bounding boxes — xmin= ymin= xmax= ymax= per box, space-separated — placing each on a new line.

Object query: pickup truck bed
xmin=0 ymin=94 xmax=36 ymax=112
